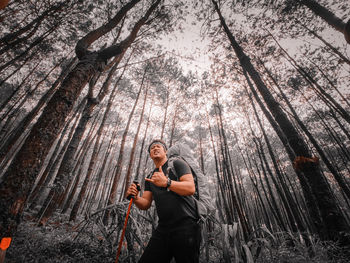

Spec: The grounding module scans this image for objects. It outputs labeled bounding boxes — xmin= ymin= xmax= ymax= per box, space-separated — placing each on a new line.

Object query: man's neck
xmin=154 ymin=157 xmax=167 ymax=168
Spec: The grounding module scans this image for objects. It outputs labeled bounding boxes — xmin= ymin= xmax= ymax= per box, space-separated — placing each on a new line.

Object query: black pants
xmin=139 ymin=220 xmax=201 ymax=263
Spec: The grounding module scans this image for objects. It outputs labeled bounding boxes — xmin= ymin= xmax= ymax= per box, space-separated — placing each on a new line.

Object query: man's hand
xmin=126 ymin=182 xmax=140 ymax=199
xmin=145 ymin=166 xmax=167 ymax=187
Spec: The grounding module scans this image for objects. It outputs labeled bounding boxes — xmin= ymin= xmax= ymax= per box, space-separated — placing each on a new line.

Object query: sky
xmin=157 ymin=13 xmax=212 ymax=75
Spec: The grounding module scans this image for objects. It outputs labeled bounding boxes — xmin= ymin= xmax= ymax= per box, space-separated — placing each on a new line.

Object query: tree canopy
xmin=0 ymin=0 xmax=349 ymax=262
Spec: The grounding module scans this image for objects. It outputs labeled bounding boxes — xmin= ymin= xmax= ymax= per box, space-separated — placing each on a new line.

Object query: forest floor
xmin=4 ymin=211 xmax=350 ymax=263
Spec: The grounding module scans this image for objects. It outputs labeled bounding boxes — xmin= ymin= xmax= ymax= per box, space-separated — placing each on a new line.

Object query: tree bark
xmin=0 ymin=57 xmax=77 ymax=168
xmin=134 ymin=99 xmax=153 ymax=188
xmin=28 ymin=101 xmax=83 ymax=209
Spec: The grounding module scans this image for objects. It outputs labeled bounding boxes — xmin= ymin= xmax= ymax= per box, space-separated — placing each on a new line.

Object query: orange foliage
xmin=293 ymin=156 xmax=319 ymax=171
xmin=0 ymin=0 xmax=9 ymax=10
xmin=0 ymin=237 xmax=11 ymax=251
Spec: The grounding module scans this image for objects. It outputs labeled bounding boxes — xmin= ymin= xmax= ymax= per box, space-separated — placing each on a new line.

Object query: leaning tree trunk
xmin=0 ymin=56 xmax=100 ymax=237
xmin=36 ymin=108 xmax=101 ymax=224
xmin=38 ymin=49 xmax=128 ymax=225
xmin=268 ymin=31 xmax=350 ymax=126
xmin=260 ymin=61 xmax=350 ymax=201
xmin=0 ymin=60 xmax=61 ymax=140
xmin=245 ymin=73 xmax=322 ymax=233
xmin=0 ymin=22 xmax=59 ymax=73
xmin=68 ymin=56 xmax=129 ymax=220
xmin=298 ymin=0 xmax=350 ymax=44
xmin=249 ymin=90 xmax=307 ymax=234
xmin=0 ymin=57 xmax=76 ymax=170
xmin=0 ymin=60 xmax=41 ymax=118
xmin=0 ymin=0 xmax=161 ymax=239
xmin=39 ymin=0 xmax=160 ymax=226
xmin=211 ymin=0 xmax=350 ymax=242
xmin=296 ymin=20 xmax=350 ymax=66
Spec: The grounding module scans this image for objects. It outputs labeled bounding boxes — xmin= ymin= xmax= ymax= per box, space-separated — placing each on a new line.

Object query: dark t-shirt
xmin=144 ymin=159 xmax=198 ymax=227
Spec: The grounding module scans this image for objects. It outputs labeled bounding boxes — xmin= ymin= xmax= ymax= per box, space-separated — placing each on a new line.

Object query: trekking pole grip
xmin=126 ymin=181 xmax=141 ymax=200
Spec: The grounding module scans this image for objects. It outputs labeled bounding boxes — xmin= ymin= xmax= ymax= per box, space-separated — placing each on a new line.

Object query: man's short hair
xmin=148 ymin=139 xmax=167 ymax=153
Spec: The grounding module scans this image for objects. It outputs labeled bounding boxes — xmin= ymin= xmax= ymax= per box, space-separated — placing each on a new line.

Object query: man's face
xmin=149 ymin=143 xmax=167 ymax=161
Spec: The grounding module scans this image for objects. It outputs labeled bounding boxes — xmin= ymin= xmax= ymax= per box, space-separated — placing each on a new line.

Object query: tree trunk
xmin=69 ymin=127 xmax=104 ymax=221
xmin=35 ymin=0 xmax=160 ymax=226
xmin=0 ymin=0 xmax=9 ymax=10
xmin=0 ymin=60 xmax=41 ymax=118
xmin=296 ymin=20 xmax=350 ymax=66
xmin=0 ymin=55 xmax=100 ymax=236
xmin=211 ymin=0 xmax=350 ymax=242
xmin=169 ymin=102 xmax=179 ymax=148
xmin=0 ymin=57 xmax=77 ymax=168
xmin=160 ymin=86 xmax=170 ymax=141
xmin=0 ymin=23 xmax=58 ymax=73
xmin=84 ymin=128 xmax=119 ymax=214
xmin=0 ymin=62 xmax=60 ymax=141
xmin=122 ymin=77 xmax=149 ymax=199
xmin=213 ymin=92 xmax=250 ymax=240
xmin=268 ymin=31 xmax=350 ymax=125
xmin=36 ymin=113 xmax=100 ymax=223
xmin=298 ymin=0 xmax=350 ymax=44
xmin=75 ymin=0 xmax=141 ymax=59
xmin=261 ymin=61 xmax=350 ymax=201
xmin=61 ymin=129 xmax=97 ymax=214
xmin=103 ymin=82 xmax=143 ymax=224
xmin=250 ymin=91 xmax=307 ymax=234
xmin=134 ymin=99 xmax=153 ymax=188
xmin=28 ymin=102 xmax=83 ymax=209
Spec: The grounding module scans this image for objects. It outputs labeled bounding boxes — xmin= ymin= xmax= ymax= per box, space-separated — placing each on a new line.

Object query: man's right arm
xmin=126 ymin=182 xmax=153 ymax=210
xmin=134 ymin=190 xmax=153 ymax=210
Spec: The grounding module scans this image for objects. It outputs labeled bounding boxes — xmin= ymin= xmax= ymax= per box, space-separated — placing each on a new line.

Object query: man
xmin=126 ymin=139 xmax=201 ymax=263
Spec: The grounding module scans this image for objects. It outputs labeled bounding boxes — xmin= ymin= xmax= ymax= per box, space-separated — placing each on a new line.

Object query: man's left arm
xmin=168 ymin=173 xmax=195 ymax=196
xmin=168 ymin=159 xmax=195 ymax=196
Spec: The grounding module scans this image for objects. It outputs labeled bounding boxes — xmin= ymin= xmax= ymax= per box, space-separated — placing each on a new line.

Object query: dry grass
xmin=5 ymin=212 xmax=350 ymax=263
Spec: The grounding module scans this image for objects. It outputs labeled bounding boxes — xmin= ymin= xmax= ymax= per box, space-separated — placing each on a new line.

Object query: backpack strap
xmin=145 ymin=170 xmax=155 ymax=180
xmin=166 ymin=155 xmax=181 ymax=180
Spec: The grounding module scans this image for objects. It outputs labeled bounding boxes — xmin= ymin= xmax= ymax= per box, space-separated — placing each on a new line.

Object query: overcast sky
xmin=157 ymin=12 xmax=211 ymax=75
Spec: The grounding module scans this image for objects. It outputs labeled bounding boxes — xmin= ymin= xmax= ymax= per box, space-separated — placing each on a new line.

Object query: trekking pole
xmin=115 ymin=181 xmax=140 ymax=263
xmin=0 ymin=237 xmax=12 ymax=263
